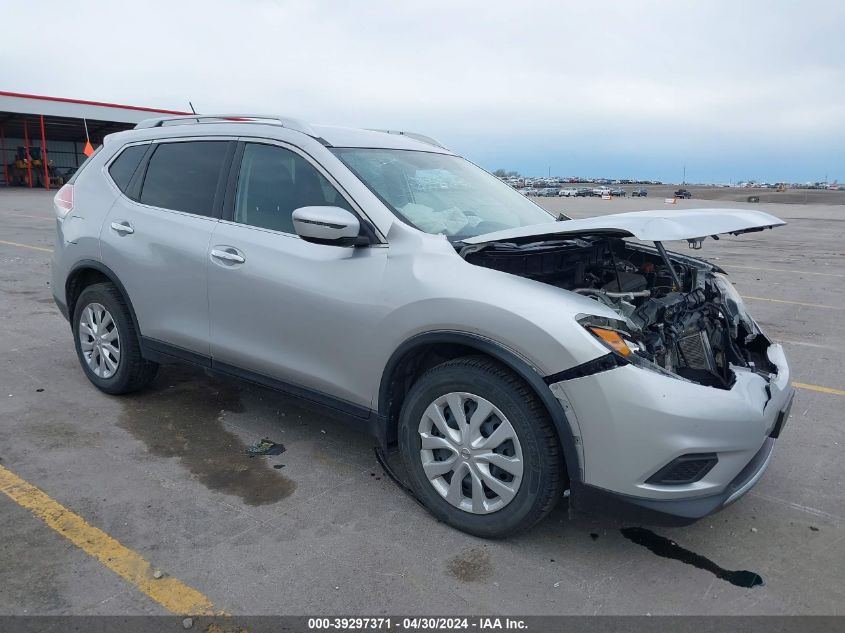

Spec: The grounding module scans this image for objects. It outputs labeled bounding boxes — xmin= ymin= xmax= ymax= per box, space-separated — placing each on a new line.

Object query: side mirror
xmin=292 ymin=206 xmax=368 ymax=246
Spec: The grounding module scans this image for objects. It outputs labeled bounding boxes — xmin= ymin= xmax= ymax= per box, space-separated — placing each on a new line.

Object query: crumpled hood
xmin=461 ymin=208 xmax=786 ymax=245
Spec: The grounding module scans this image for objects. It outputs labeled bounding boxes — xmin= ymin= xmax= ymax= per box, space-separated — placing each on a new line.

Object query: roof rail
xmin=368 ymin=129 xmax=448 ymax=150
xmin=134 ymin=114 xmax=318 ymax=138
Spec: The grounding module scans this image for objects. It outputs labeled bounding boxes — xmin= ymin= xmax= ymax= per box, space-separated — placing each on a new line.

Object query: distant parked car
xmin=559 ymin=187 xmax=579 ymax=197
xmin=593 ymin=186 xmax=612 ymax=197
xmin=610 ymin=188 xmax=627 ymax=197
xmin=538 ymin=188 xmax=558 ymax=197
xmin=675 ymin=188 xmax=693 ymax=199
xmin=517 ymin=188 xmax=532 ymax=196
xmin=576 ymin=187 xmax=593 ymax=197
xmin=631 ymin=188 xmax=648 ymax=197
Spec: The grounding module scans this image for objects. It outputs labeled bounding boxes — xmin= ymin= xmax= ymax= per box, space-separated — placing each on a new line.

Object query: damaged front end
xmin=457 ymin=209 xmax=792 ymax=519
xmin=461 ymin=234 xmax=777 ymax=391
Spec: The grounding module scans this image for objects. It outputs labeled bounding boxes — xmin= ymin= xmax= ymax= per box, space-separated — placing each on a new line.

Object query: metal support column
xmin=23 ymin=119 xmax=32 ymax=188
xmin=0 ymin=125 xmax=8 ymax=186
xmin=40 ymin=115 xmax=50 ymax=191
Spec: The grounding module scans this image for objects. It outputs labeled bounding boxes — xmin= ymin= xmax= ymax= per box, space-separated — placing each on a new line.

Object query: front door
xmin=207 ymin=141 xmax=388 ymax=409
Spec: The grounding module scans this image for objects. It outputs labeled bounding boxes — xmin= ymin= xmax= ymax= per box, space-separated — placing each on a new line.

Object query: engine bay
xmin=462 ymin=236 xmax=777 ymax=389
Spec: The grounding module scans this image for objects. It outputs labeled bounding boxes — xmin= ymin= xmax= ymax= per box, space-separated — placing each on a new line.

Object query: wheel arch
xmin=378 ymin=331 xmax=581 ymax=483
xmin=65 ymin=260 xmax=142 ymax=336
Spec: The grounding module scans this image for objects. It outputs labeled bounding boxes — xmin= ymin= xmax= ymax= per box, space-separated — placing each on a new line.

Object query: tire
xmin=72 ymin=282 xmax=158 ymax=394
xmin=398 ymin=356 xmax=564 ymax=538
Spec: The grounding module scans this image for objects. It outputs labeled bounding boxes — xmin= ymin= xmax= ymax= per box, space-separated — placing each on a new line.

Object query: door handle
xmin=110 ymin=221 xmax=134 ymax=235
xmin=211 ymin=248 xmax=245 ymax=264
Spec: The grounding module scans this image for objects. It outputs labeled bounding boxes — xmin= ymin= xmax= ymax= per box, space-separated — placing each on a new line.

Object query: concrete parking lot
xmin=1 ymin=188 xmax=843 ymax=616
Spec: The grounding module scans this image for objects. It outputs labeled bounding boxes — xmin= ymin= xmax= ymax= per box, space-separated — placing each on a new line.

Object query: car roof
xmin=312 ymin=125 xmax=452 ymax=153
xmin=123 ymin=115 xmax=453 ymax=154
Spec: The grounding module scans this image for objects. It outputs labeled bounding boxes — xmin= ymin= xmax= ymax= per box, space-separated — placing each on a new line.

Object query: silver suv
xmin=51 ymin=115 xmax=793 ymax=537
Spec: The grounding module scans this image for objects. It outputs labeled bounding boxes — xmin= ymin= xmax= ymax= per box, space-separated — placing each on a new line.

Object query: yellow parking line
xmin=792 ymin=382 xmax=845 ymax=397
xmin=728 ymin=265 xmax=844 ymax=278
xmin=0 ymin=463 xmax=217 ymax=615
xmin=742 ymin=295 xmax=844 ymax=310
xmin=0 ymin=239 xmax=53 ymax=253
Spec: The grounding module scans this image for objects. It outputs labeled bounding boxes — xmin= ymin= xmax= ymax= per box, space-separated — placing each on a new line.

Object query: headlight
xmin=577 ymin=315 xmax=683 ymax=380
xmin=586 ymin=325 xmax=642 ymax=358
xmin=712 ymin=272 xmax=760 ymax=334
xmin=576 ymin=315 xmax=643 ymax=360
xmin=713 ymin=273 xmax=744 ymax=309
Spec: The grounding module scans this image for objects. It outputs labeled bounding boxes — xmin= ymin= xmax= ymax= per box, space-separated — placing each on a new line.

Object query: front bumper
xmin=570 ymin=434 xmax=780 ymax=526
xmin=550 ymin=344 xmax=793 ymax=524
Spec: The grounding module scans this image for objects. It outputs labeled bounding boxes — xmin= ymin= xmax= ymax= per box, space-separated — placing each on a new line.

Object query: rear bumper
xmin=570 ymin=435 xmax=779 ymax=526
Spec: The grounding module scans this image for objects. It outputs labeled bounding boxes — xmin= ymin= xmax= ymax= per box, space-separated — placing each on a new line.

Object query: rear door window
xmin=108 ymin=145 xmax=147 ymax=194
xmin=140 ymin=141 xmax=229 ymax=216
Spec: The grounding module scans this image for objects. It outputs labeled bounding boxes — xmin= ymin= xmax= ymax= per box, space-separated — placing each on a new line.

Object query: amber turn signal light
xmin=588 ymin=326 xmax=632 ymax=357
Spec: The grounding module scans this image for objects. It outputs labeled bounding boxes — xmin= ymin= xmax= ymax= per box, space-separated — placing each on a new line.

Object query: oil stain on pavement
xmin=445 ymin=547 xmax=493 ymax=582
xmin=118 ymin=365 xmax=296 ymax=505
xmin=621 ymin=527 xmax=764 ymax=588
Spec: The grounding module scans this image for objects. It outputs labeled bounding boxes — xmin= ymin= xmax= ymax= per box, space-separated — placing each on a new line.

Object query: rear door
xmin=101 ymin=138 xmax=234 ymax=358
xmin=207 ymin=140 xmax=388 ymax=410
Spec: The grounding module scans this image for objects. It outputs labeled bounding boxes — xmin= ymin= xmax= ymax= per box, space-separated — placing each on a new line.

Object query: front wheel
xmin=398 ymin=356 xmax=565 ymax=538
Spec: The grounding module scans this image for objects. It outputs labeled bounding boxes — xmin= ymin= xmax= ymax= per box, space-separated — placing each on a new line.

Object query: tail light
xmin=54 ymin=184 xmax=74 ymax=219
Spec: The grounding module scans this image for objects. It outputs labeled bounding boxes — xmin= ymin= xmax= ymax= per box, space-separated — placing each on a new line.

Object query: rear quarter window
xmin=66 ymin=145 xmax=102 ymax=185
xmin=107 ymin=145 xmax=147 ymax=194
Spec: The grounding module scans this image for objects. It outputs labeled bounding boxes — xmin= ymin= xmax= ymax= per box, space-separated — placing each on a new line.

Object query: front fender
xmin=377 ymin=329 xmax=585 ymax=483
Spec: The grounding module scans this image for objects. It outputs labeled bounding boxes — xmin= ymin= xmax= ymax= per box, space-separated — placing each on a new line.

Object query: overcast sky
xmin=2 ymin=1 xmax=843 ymax=183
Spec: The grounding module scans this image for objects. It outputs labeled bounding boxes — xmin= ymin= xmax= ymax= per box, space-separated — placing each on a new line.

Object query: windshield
xmin=331 ymin=148 xmax=554 ymax=239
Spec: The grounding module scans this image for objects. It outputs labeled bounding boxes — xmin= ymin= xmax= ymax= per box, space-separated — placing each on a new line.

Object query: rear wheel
xmin=72 ymin=283 xmax=158 ymax=394
xmin=398 ymin=356 xmax=564 ymax=537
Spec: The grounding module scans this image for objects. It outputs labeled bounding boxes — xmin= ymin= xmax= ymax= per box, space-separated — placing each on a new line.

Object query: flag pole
xmin=82 ymin=118 xmax=95 ymax=157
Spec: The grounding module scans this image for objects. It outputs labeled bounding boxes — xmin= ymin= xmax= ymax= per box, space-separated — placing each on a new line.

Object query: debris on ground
xmin=182 ymin=617 xmax=193 ymax=629
xmin=245 ymin=438 xmax=286 ymax=457
xmin=152 ymin=569 xmax=163 ymax=579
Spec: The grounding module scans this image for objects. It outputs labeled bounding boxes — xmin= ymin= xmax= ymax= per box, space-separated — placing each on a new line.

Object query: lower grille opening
xmin=646 ymin=453 xmax=718 ymax=485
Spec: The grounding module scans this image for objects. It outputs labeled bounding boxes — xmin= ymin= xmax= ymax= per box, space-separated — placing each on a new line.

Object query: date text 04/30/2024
xmin=307 ymin=617 xmax=528 ymax=630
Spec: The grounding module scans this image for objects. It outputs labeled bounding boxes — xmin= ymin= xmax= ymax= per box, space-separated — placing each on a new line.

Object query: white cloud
xmin=1 ymin=0 xmax=842 ymax=179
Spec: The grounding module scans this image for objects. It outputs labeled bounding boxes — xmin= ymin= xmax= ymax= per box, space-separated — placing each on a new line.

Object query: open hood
xmin=461 ymin=208 xmax=785 ymax=246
